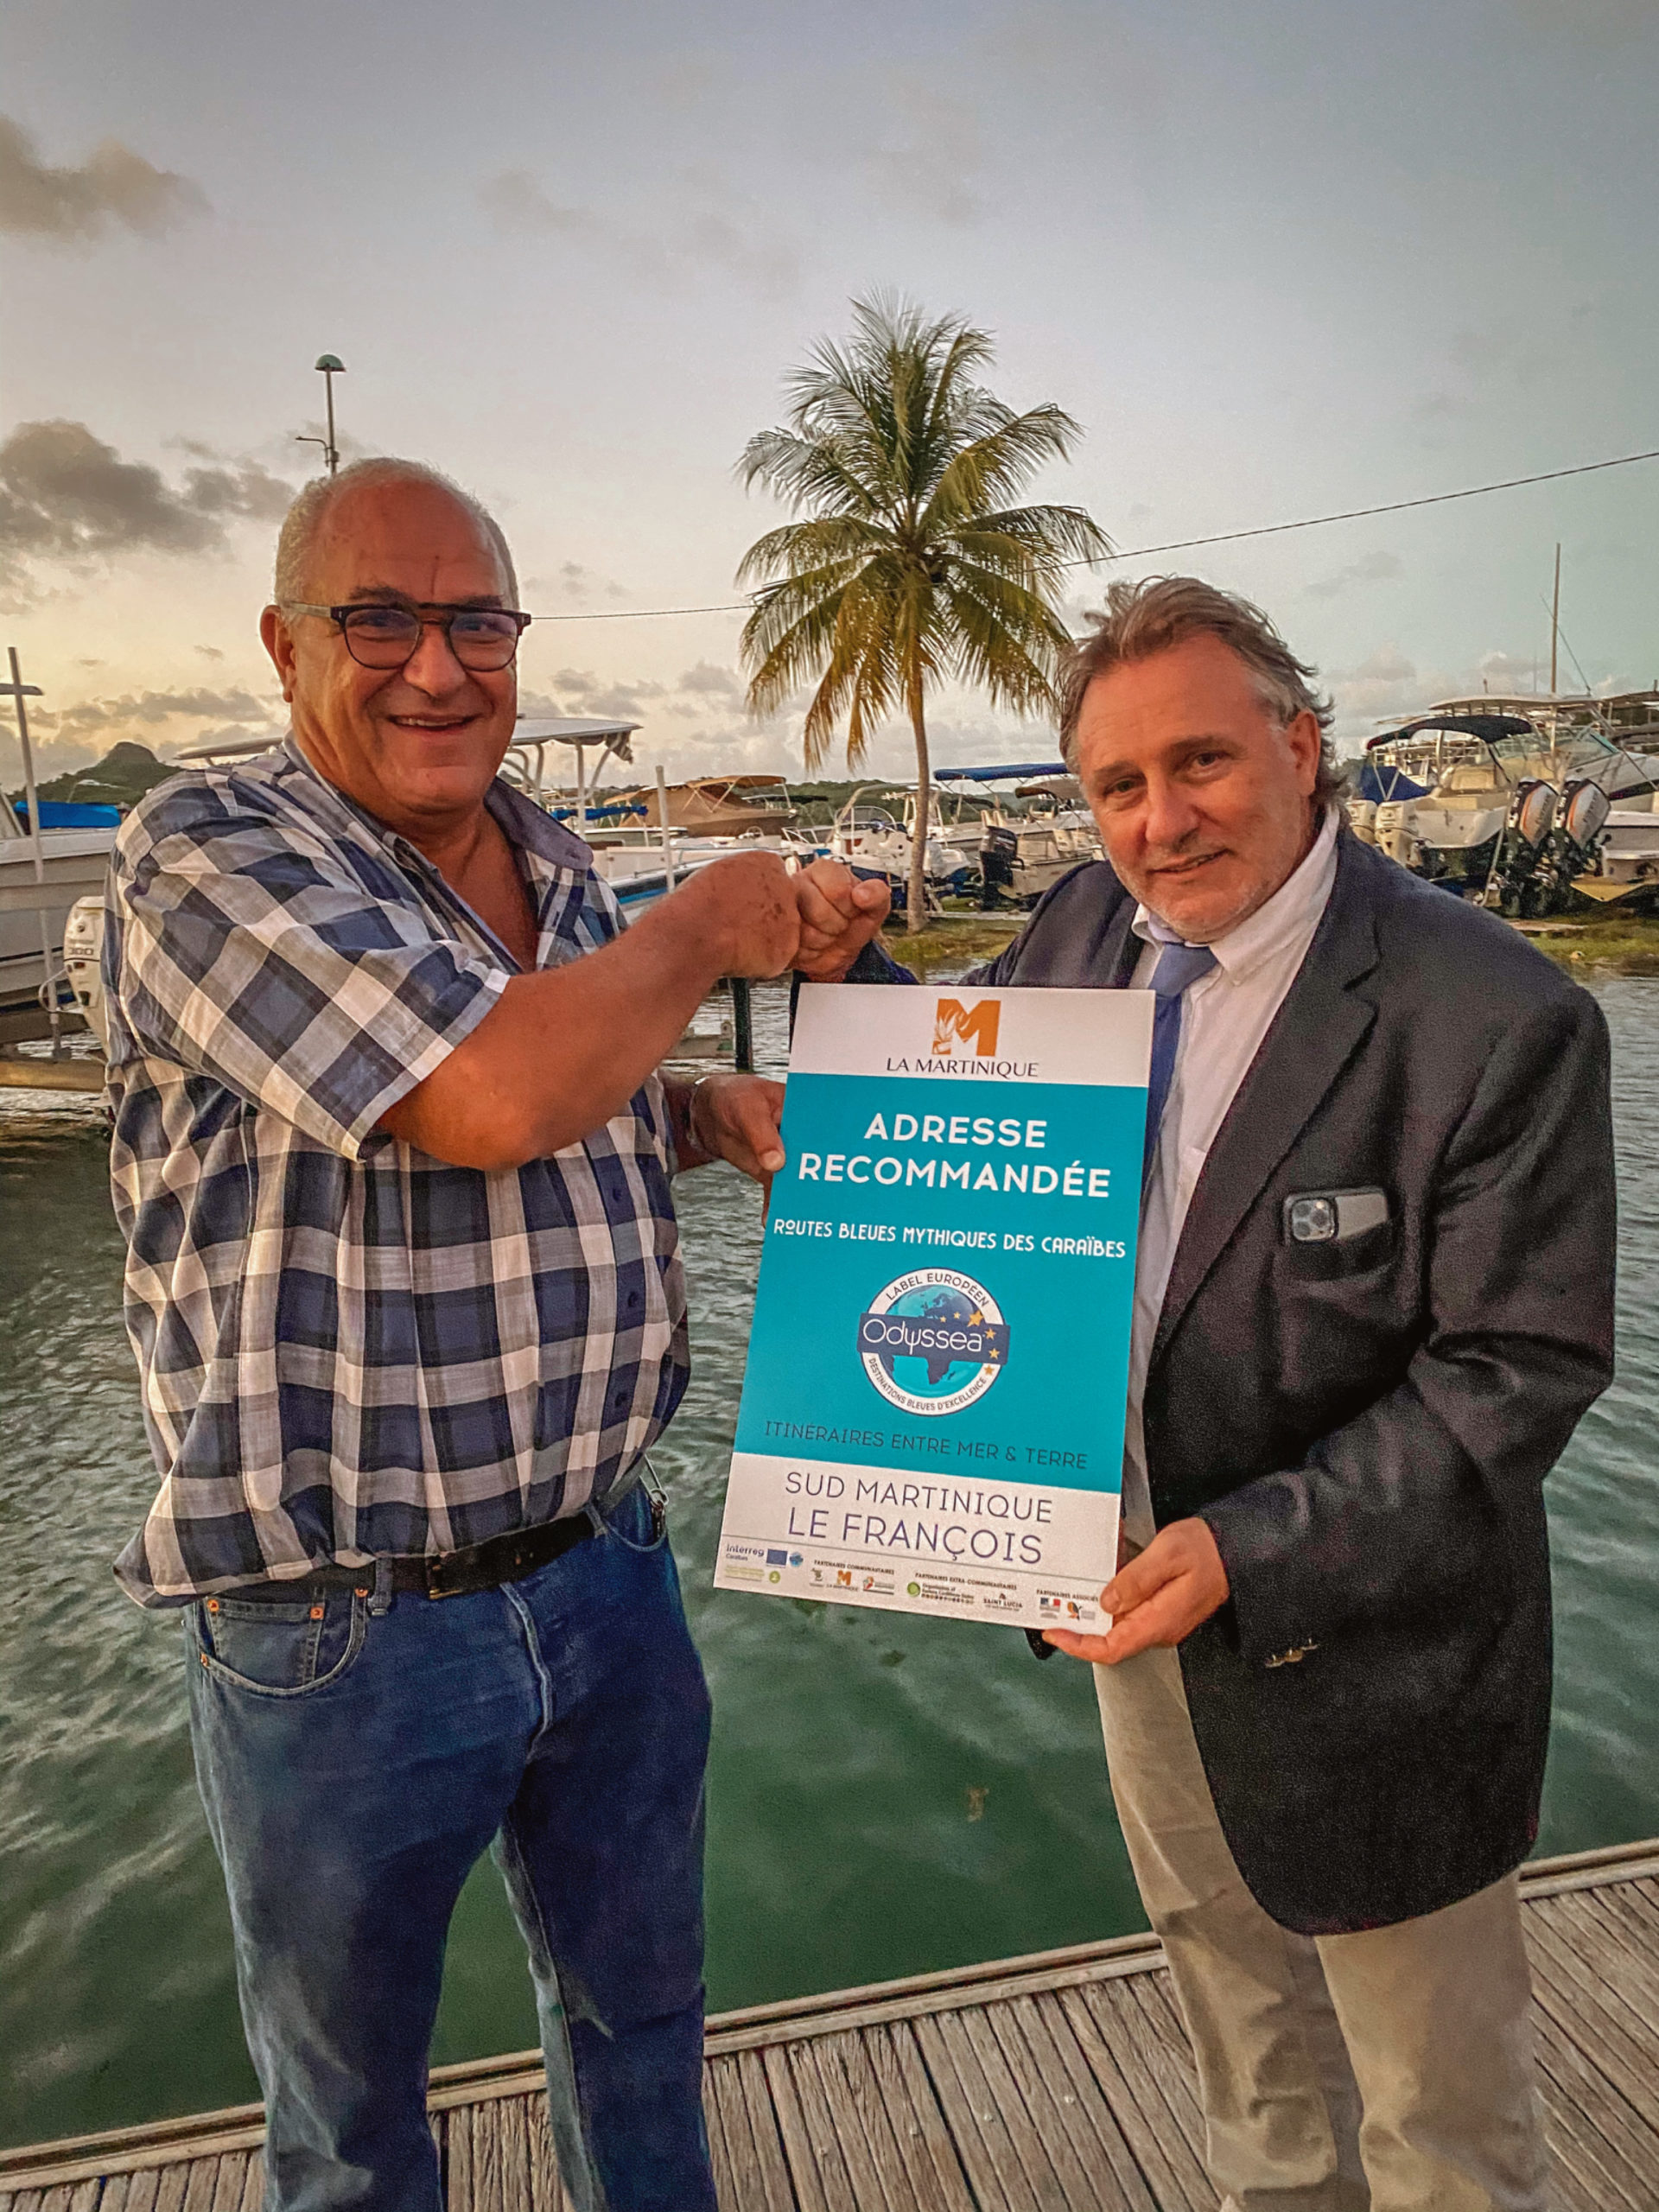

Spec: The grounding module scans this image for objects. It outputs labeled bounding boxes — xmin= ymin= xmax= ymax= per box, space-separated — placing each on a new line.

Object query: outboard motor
xmin=1560 ymin=779 xmax=1611 ymax=853
xmin=1484 ymin=780 xmax=1559 ymax=916
xmin=62 ymin=893 xmax=110 ymax=1052
xmin=976 ymin=823 xmax=1018 ymax=910
xmin=1512 ymin=779 xmax=1558 ymax=847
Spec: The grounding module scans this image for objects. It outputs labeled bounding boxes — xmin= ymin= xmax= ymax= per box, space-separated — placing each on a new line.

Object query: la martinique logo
xmin=858 ymin=1269 xmax=1011 ymax=1417
xmin=932 ymin=998 xmax=1001 ymax=1057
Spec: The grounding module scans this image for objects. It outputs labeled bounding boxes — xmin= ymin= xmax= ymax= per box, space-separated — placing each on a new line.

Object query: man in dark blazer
xmin=787 ymin=577 xmax=1615 ymax=2211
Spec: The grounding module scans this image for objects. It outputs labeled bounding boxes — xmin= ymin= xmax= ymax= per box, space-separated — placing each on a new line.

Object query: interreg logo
xmin=857 ymin=1268 xmax=1010 ymax=1417
xmin=933 ymin=997 xmax=1001 ymax=1057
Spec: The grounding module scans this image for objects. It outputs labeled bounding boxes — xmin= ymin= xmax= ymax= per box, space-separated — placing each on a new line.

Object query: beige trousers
xmin=1094 ymin=1643 xmax=1548 ymax=2212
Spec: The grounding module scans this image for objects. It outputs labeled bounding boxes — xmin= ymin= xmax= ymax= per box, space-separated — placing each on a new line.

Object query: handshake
xmin=666 ymin=853 xmax=896 ymax=984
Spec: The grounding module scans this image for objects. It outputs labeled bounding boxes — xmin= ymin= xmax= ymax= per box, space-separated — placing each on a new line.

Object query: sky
xmin=3 ymin=0 xmax=1657 ymax=792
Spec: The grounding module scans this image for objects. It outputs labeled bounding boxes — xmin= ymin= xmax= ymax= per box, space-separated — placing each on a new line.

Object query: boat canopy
xmin=1353 ymin=761 xmax=1429 ymax=804
xmin=510 ymin=717 xmax=638 ymax=760
xmin=1363 ymin=714 xmax=1534 ymax=753
xmin=934 ymin=762 xmax=1067 ymax=782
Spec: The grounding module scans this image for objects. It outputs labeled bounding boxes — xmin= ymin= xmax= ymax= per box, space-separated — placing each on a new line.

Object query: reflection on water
xmin=2 ymin=978 xmax=1656 ymax=2149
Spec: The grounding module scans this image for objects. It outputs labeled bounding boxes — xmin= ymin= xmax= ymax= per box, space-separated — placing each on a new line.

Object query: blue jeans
xmin=185 ymin=1486 xmax=715 ymax=2212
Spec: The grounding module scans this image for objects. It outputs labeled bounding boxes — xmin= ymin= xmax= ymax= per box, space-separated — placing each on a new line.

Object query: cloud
xmin=864 ymin=87 xmax=987 ymax=226
xmin=524 ymin=670 xmax=669 ymax=721
xmin=0 ymin=113 xmax=207 ymax=241
xmin=1327 ymin=645 xmax=1430 ymax=731
xmin=479 ymin=169 xmax=611 ymax=247
xmin=195 ymin=644 xmax=225 ymax=660
xmin=0 ymin=421 xmax=295 ymax=599
xmin=524 ymin=560 xmax=630 ymax=607
xmin=1324 ymin=642 xmax=1599 ymax=738
xmin=50 ymin=686 xmax=276 ymax=737
xmin=677 ymin=661 xmax=747 ymax=705
xmin=1303 ymin=550 xmax=1404 ymax=601
xmin=478 ymin=168 xmax=796 ymax=298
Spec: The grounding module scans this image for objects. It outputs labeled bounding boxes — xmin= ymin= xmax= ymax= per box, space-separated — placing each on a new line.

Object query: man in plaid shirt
xmin=104 ymin=458 xmax=840 ymax=2212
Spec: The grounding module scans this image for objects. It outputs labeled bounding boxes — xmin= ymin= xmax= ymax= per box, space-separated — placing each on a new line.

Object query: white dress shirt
xmin=1120 ymin=808 xmax=1340 ymax=1544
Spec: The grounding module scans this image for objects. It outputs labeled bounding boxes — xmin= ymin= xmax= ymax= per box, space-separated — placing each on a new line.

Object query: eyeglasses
xmin=281 ymin=601 xmax=532 ymax=671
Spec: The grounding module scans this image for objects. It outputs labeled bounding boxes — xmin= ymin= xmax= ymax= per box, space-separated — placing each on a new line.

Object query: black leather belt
xmin=219 ymin=1512 xmax=596 ymax=1606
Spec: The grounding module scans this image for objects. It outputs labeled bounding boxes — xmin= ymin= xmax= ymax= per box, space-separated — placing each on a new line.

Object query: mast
xmin=1550 ymin=543 xmax=1561 ymax=697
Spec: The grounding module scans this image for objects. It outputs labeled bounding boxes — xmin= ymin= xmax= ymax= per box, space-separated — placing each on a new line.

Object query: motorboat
xmin=603 ymin=773 xmax=796 ymax=839
xmin=1353 ymin=702 xmax=1659 ymax=916
xmin=932 ymin=764 xmax=1103 ymax=907
xmin=0 ymin=801 xmax=118 ymax=1043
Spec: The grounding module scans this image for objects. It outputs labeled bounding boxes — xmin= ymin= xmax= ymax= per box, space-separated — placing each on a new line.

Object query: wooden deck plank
xmin=702 ymin=2062 xmax=741 ymax=2212
xmin=1555 ymin=1888 xmax=1659 ymax=2020
xmin=760 ymin=2043 xmax=831 ymax=2212
xmin=1522 ymin=1909 xmax=1659 ymax=2133
xmin=1587 ymin=1879 xmax=1659 ymax=1965
xmin=236 ymin=2156 xmax=262 ymax=2212
xmin=151 ymin=2170 xmax=189 ymax=2212
xmin=495 ymin=2094 xmax=531 ymax=2212
xmin=717 ymin=2049 xmax=796 ymax=2212
xmin=446 ymin=2102 xmax=473 ymax=2212
xmin=860 ymin=2024 xmax=974 ymax=2212
xmin=734 ymin=2047 xmax=799 ymax=2212
xmin=1023 ymin=1992 xmax=1160 ymax=2212
xmin=206 ymin=2154 xmax=247 ymax=2212
xmin=982 ymin=1996 xmax=1125 ymax=2212
xmin=806 ymin=2033 xmax=908 ymax=2212
xmin=1077 ymin=1982 xmax=1217 ymax=2209
xmin=524 ymin=2096 xmax=560 ymax=2212
xmin=1053 ymin=1985 xmax=1211 ymax=2212
xmin=1530 ymin=2004 xmax=1659 ymax=2212
xmin=954 ymin=2007 xmax=1071 ymax=2211
xmin=1112 ymin=1979 xmax=1209 ymax=2167
xmin=908 ymin=2012 xmax=1017 ymax=2212
xmin=780 ymin=2041 xmax=860 ymax=2212
xmin=177 ymin=2163 xmax=218 ymax=2212
xmin=836 ymin=2025 xmax=969 ymax=2212
xmin=472 ymin=2096 xmax=504 ymax=2212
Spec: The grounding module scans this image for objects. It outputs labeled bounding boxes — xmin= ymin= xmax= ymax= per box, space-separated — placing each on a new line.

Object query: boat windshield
xmin=1490 ymin=728 xmax=1626 ymax=787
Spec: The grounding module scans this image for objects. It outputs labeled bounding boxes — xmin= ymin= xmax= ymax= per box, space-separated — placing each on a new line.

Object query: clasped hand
xmin=680 ymin=860 xmax=890 ymax=1179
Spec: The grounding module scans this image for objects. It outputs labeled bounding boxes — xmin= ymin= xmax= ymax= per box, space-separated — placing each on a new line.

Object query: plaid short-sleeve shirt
xmin=105 ymin=735 xmax=688 ymax=1606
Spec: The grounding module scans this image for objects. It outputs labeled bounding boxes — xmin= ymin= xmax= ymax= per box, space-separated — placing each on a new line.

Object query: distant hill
xmin=22 ymin=741 xmax=180 ymax=812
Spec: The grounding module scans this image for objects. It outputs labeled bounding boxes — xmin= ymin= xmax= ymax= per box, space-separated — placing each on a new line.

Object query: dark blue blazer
xmin=846 ymin=831 xmax=1615 ymax=1933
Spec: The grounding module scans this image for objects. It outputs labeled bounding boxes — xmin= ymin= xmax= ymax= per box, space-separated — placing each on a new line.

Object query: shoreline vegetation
xmin=887 ymin=908 xmax=1659 ymax=978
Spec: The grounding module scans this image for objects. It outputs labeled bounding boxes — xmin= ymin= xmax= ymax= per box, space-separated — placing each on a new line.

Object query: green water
xmin=2 ymin=978 xmax=1656 ymax=2152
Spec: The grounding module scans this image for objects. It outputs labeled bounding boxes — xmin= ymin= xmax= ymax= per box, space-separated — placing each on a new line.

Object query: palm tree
xmin=736 ymin=295 xmax=1109 ymax=931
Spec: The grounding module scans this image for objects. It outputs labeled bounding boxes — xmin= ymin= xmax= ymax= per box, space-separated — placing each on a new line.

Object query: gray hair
xmin=272 ymin=457 xmax=518 ymax=606
xmin=1059 ymin=575 xmax=1340 ymax=803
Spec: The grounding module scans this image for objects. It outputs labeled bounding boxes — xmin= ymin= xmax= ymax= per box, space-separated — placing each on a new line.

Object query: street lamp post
xmin=296 ymin=353 xmax=346 ymax=475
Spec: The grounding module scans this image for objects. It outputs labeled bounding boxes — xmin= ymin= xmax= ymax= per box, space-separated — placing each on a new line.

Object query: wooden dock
xmin=3 ymin=1838 xmax=1656 ymax=2210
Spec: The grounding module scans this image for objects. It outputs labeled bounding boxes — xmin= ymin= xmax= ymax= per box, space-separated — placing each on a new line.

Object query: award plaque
xmin=715 ymin=982 xmax=1152 ymax=1630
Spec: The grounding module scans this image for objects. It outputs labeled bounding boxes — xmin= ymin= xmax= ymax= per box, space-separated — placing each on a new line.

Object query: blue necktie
xmin=1142 ymin=936 xmax=1218 ymax=1181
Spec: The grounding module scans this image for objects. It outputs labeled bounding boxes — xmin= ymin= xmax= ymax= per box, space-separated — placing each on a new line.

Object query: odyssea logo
xmin=933 ymin=997 xmax=1001 ymax=1057
xmin=858 ymin=1268 xmax=1010 ymax=1416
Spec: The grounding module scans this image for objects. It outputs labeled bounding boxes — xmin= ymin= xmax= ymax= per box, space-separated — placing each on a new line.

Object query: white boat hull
xmin=0 ymin=830 xmax=114 ymax=1014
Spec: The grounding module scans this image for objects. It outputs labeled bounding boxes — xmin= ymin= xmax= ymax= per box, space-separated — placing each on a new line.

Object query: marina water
xmin=3 ymin=976 xmax=1656 ymax=2152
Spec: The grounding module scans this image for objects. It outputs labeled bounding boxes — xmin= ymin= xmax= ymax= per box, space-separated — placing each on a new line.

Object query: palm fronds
xmin=735 ymin=295 xmax=1110 ymax=926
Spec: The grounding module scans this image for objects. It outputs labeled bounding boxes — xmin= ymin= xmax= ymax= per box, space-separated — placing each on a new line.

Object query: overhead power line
xmin=526 ymin=444 xmax=1659 ymax=623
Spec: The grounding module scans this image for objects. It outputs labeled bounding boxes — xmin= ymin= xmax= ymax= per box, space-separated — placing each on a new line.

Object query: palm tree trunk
xmin=906 ymin=665 xmax=930 ymax=936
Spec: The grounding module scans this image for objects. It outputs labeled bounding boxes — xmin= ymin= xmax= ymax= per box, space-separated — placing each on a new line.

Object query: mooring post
xmin=730 ymin=977 xmax=754 ymax=1071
